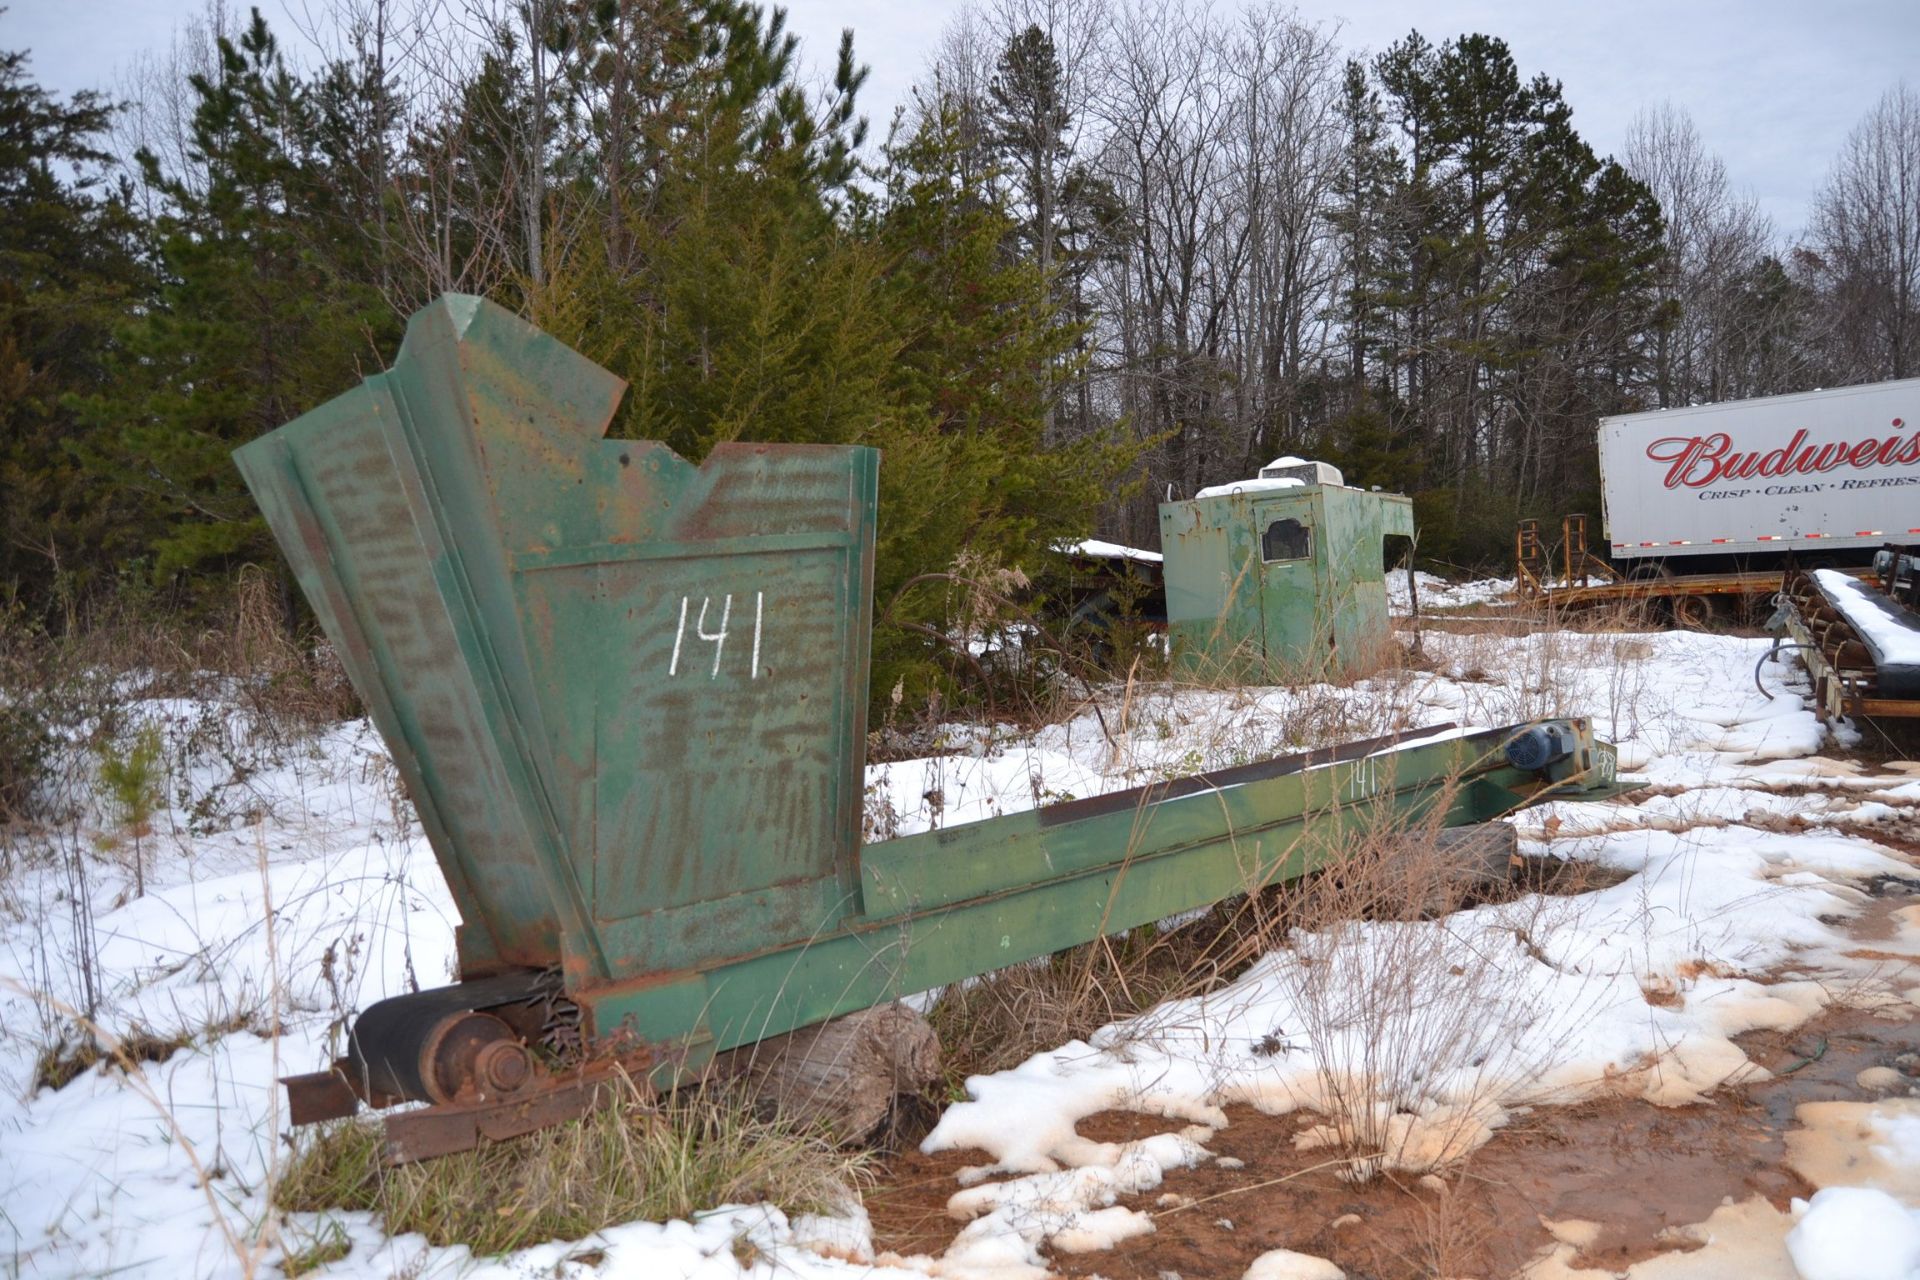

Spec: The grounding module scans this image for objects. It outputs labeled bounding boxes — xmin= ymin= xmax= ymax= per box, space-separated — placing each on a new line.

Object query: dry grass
xmin=0 ymin=975 xmax=283 ymax=1275
xmin=1 ymin=573 xmax=358 ymax=833
xmin=9 ymin=567 xmax=1643 ymax=1269
xmin=1406 ymin=1176 xmax=1500 ymax=1279
xmin=926 ymin=788 xmax=1534 ymax=1101
xmin=926 ymin=917 xmax=1252 ymax=1090
xmin=278 ymin=1219 xmax=352 ymax=1277
xmin=924 ymin=598 xmax=1624 ymax=1137
xmin=1093 ymin=647 xmax=1429 ymax=791
xmin=921 ymin=787 xmax=1608 ymax=1196
xmin=1 ymin=575 xmax=366 ymax=1045
xmin=1262 ymin=791 xmax=1620 ymax=1183
xmin=31 ymin=1022 xmax=196 ymax=1092
xmin=276 ymin=1075 xmax=875 ymax=1258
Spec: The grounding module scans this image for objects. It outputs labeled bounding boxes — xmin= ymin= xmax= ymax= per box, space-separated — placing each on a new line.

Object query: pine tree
xmin=983 ymin=24 xmax=1121 ymax=439
xmin=1326 ymin=62 xmax=1401 ymax=394
xmin=75 ymin=10 xmax=393 ymax=588
xmin=988 ymin=25 xmax=1069 ymax=280
xmin=534 ymin=13 xmax=1132 ymax=708
xmin=0 ymin=48 xmax=144 ymax=607
xmin=867 ymin=95 xmax=1135 ymax=702
xmin=1344 ymin=31 xmax=1672 ymax=560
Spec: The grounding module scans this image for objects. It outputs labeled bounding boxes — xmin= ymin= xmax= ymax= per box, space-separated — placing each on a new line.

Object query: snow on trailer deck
xmin=10 ymin=624 xmax=1920 ymax=1276
xmin=1813 ymin=568 xmax=1920 ymax=697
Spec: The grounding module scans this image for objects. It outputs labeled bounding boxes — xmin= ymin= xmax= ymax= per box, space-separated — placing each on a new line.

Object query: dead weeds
xmin=277 ymin=1076 xmax=874 ymax=1258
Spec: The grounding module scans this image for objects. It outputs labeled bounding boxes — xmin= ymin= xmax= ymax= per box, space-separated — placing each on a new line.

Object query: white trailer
xmin=1599 ymin=378 xmax=1920 ymax=561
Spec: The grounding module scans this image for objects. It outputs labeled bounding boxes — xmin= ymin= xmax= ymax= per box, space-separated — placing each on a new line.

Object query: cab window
xmin=1262 ymin=518 xmax=1311 ymax=563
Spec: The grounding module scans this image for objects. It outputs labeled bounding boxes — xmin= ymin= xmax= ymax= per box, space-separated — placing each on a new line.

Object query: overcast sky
xmin=6 ymin=0 xmax=1915 ymax=235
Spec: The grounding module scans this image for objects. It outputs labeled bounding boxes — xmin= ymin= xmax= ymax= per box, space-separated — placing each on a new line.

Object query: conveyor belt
xmin=1777 ymin=562 xmax=1920 ymax=718
xmin=1811 ymin=569 xmax=1920 ymax=698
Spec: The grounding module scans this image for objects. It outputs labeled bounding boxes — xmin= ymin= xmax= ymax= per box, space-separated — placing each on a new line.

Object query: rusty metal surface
xmin=345 ymin=968 xmax=560 ymax=1104
xmin=1516 ymin=518 xmax=1546 ymax=596
xmin=1516 ymin=515 xmax=1620 ymax=598
xmin=381 ymin=1047 xmax=658 ymax=1164
xmin=1780 ymin=566 xmax=1920 ymax=719
xmin=281 ymin=1068 xmax=362 ymax=1126
xmin=236 ymin=297 xmax=877 ymax=983
xmin=1544 ymin=570 xmax=1787 ymax=607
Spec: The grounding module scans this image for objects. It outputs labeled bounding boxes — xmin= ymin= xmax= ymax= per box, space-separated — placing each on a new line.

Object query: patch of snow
xmin=1815 ymin=568 xmax=1920 ymax=667
xmin=1243 ymin=1248 xmax=1345 ymax=1280
xmin=1787 ymin=1187 xmax=1920 ymax=1280
xmin=11 ymin=618 xmax=1920 ymax=1277
xmin=1387 ymin=572 xmax=1517 ymax=613
xmin=1194 ymin=476 xmax=1305 ymax=499
xmin=1061 ymin=538 xmax=1163 ymax=565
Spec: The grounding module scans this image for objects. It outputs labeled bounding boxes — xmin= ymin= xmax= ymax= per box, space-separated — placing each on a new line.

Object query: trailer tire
xmin=1671 ymin=595 xmax=1712 ymax=631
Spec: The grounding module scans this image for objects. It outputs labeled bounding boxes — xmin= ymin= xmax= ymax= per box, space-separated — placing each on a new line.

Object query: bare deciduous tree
xmin=1625 ymin=103 xmax=1777 ymax=404
xmin=111 ymin=0 xmax=235 ymax=216
xmin=1807 ymin=82 xmax=1920 ymax=382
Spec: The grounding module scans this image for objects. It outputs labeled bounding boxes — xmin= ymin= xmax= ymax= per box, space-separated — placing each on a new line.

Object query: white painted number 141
xmin=669 ymin=592 xmax=764 ymax=679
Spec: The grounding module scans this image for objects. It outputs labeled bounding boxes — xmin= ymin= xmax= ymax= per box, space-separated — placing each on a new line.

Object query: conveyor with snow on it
xmin=1776 ymin=562 xmax=1920 ymax=717
xmin=1814 ymin=570 xmax=1920 ymax=697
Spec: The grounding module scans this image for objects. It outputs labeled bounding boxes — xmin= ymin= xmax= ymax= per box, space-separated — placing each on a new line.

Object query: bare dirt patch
xmin=868 ymin=1089 xmax=1813 ymax=1278
xmin=865 ymin=788 xmax=1920 ymax=1277
xmin=866 ymin=1006 xmax=1920 ymax=1279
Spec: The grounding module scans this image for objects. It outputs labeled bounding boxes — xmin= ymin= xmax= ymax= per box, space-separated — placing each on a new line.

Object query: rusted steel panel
xmin=281 ymin=1068 xmax=361 ymax=1126
xmin=380 ymin=1044 xmax=658 ymax=1164
xmin=237 ymin=369 xmax=575 ymax=976
xmin=237 ymin=296 xmax=876 ymax=981
xmin=517 ymin=446 xmax=878 ymax=972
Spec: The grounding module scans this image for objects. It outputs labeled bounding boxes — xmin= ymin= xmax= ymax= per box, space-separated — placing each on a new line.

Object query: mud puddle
xmin=866 ymin=896 xmax=1920 ymax=1278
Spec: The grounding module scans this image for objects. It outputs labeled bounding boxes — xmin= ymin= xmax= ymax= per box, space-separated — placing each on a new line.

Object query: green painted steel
xmin=234 ymin=296 xmax=879 ymax=990
xmin=578 ymin=724 xmax=1617 ymax=1072
xmin=237 ymin=295 xmax=1618 ymax=1080
xmin=1160 ymin=483 xmax=1415 ymax=682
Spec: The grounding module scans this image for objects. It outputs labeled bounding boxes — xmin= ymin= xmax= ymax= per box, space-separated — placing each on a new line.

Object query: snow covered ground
xmin=6 ymin=620 xmax=1920 ymax=1278
xmin=1387 ymin=570 xmax=1518 ymax=613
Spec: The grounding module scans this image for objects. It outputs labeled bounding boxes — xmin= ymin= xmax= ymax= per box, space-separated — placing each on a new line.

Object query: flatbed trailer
xmin=1541 ymin=571 xmax=1787 ymax=624
xmin=1515 ymin=516 xmax=1786 ymax=626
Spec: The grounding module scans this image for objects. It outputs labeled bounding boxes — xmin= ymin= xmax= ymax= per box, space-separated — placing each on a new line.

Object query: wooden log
xmin=719 ymin=1002 xmax=941 ymax=1142
xmin=1404 ymin=821 xmax=1519 ymax=918
xmin=1436 ymin=819 xmax=1520 ymax=877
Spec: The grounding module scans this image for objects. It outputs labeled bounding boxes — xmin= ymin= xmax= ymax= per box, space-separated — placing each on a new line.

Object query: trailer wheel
xmin=1671 ymin=595 xmax=1712 ymax=631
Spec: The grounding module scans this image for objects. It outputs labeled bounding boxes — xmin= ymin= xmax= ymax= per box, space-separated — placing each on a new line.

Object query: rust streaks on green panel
xmin=237 ymin=295 xmax=878 ymax=983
